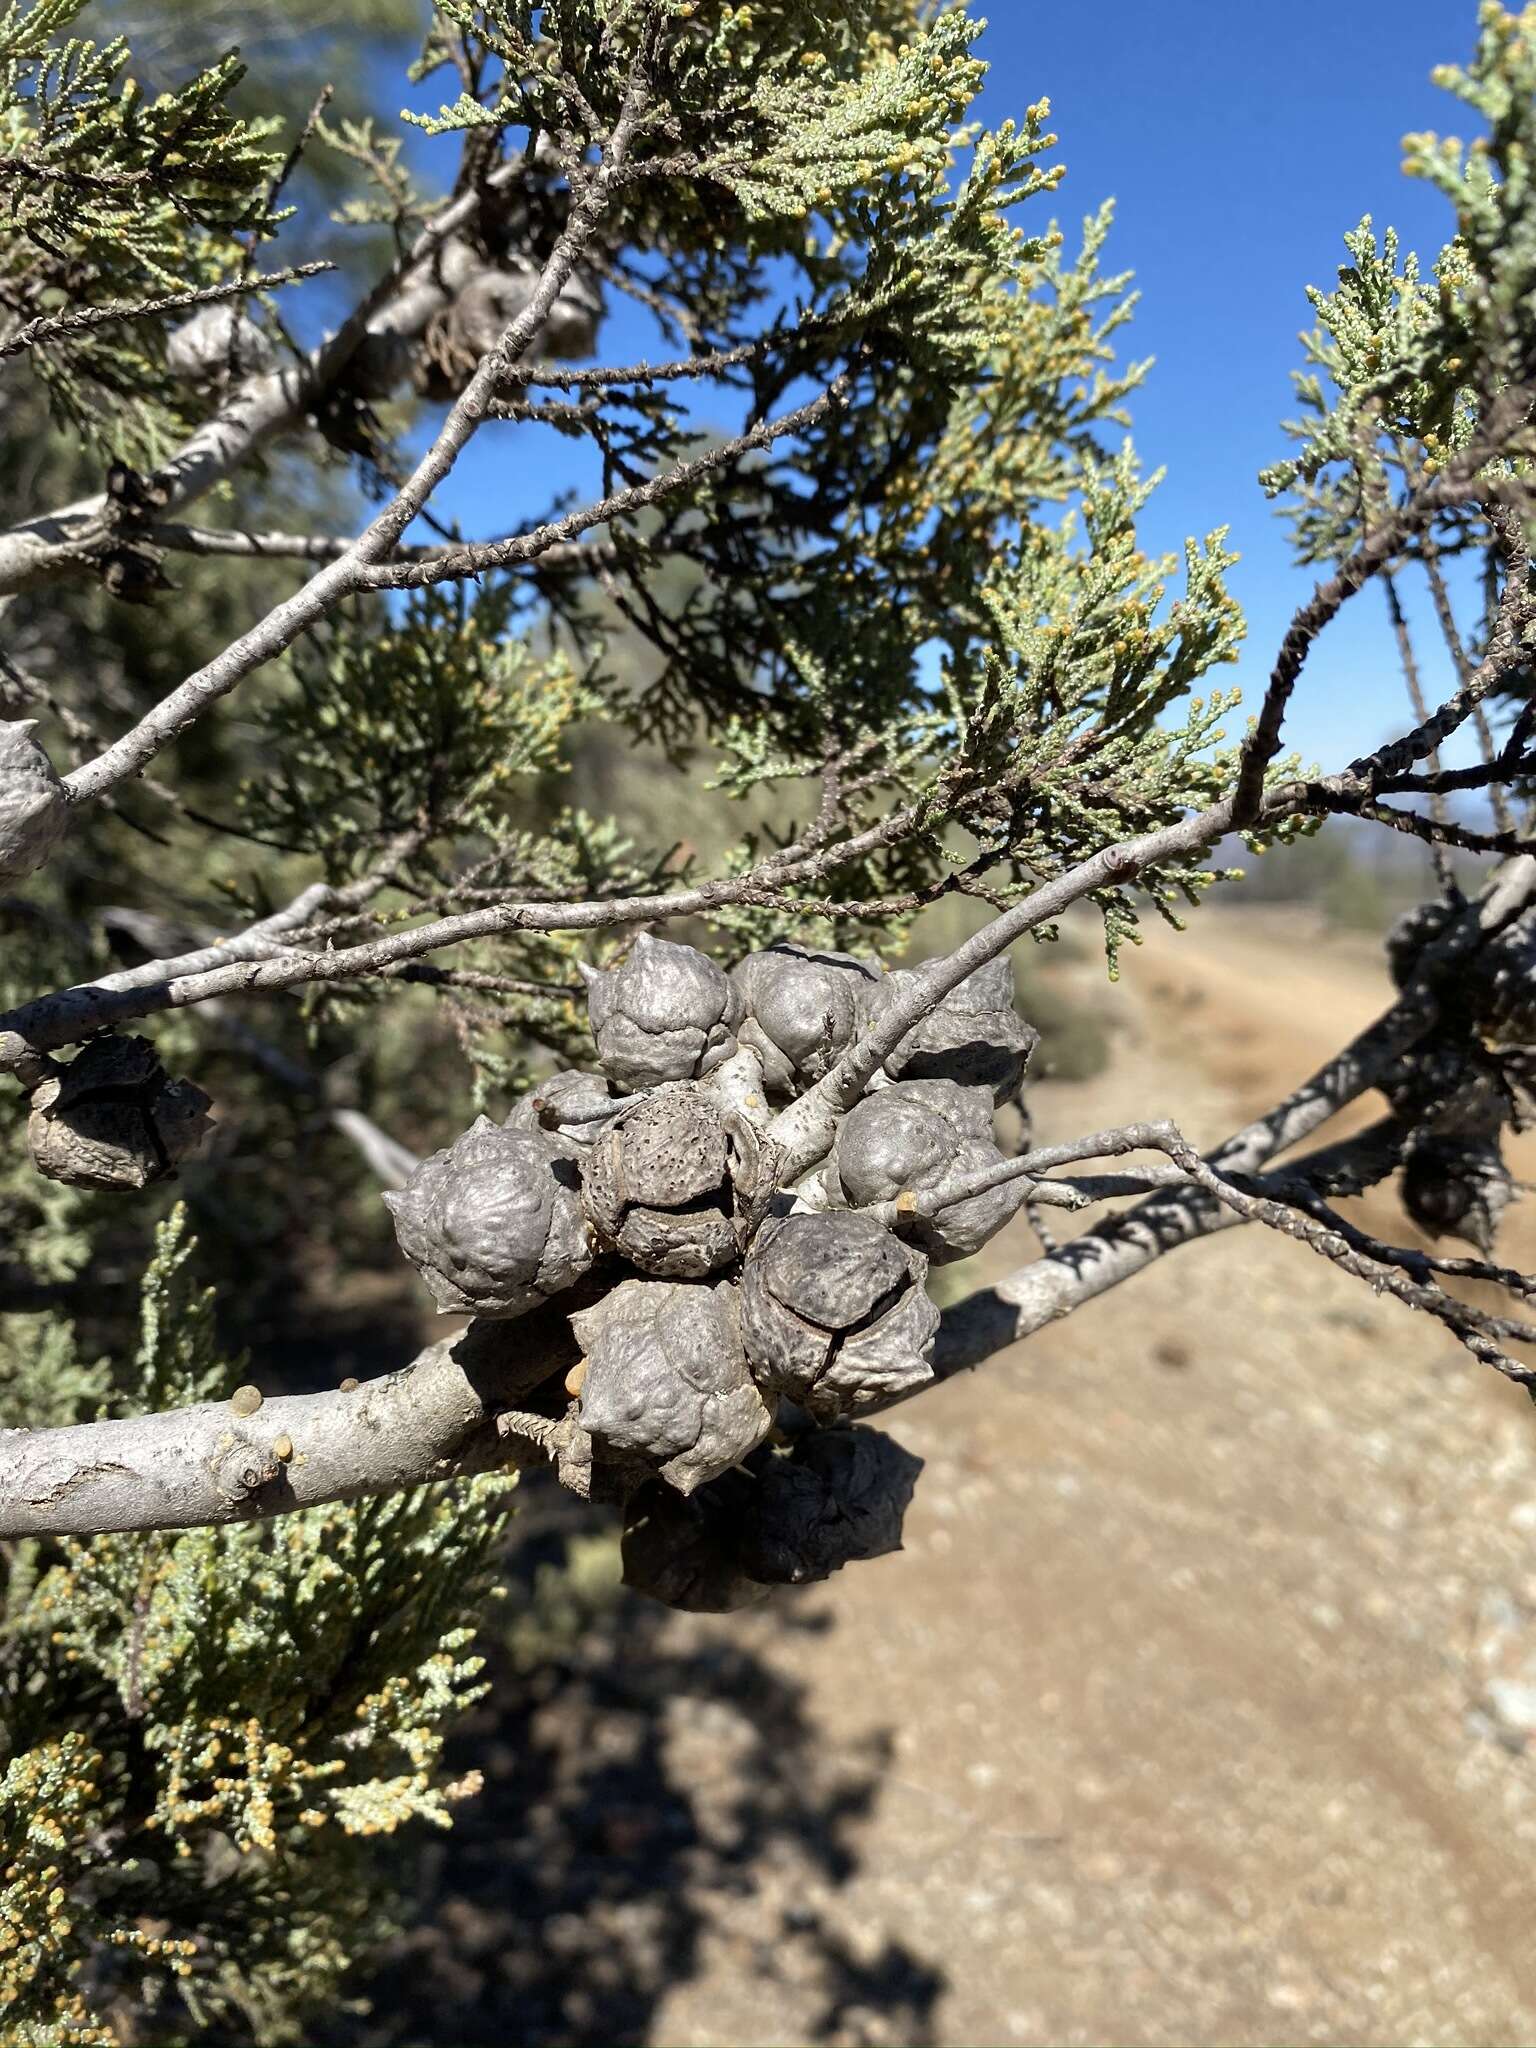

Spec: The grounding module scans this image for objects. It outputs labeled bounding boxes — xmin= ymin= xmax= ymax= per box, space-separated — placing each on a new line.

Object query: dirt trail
xmin=640 ymin=910 xmax=1536 ymax=2047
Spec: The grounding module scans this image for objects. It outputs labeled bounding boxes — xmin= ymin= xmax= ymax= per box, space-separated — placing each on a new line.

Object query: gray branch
xmin=0 ymin=142 xmax=579 ymax=602
xmin=0 ymin=1316 xmax=575 ymax=1538
xmin=0 ymin=263 xmax=332 ymax=362
xmin=51 ymin=73 xmax=646 ymax=809
xmin=0 ymin=1109 xmax=1421 ymax=1544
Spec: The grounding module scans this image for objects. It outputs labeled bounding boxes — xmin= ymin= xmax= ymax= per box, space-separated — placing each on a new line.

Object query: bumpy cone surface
xmin=740 ymin=1210 xmax=937 ymax=1418
xmin=1468 ymin=906 xmax=1536 ymax=1048
xmin=165 ymin=302 xmax=277 ymax=381
xmin=384 ymin=1115 xmax=591 ymax=1317
xmin=582 ymin=1081 xmax=753 ymax=1278
xmin=732 ymin=942 xmax=881 ymax=1096
xmin=0 ymin=720 xmax=68 ymax=887
xmin=869 ymin=952 xmax=1038 ymax=1103
xmin=619 ymin=1422 xmax=924 ymax=1609
xmin=732 ymin=1425 xmax=924 ymax=1586
xmin=1385 ymin=899 xmax=1457 ymax=992
xmin=28 ymin=1034 xmax=212 ymax=1190
xmin=582 ymin=933 xmax=743 ymax=1092
xmin=832 ymin=1079 xmax=1023 ymax=1262
xmin=571 ymin=1277 xmax=772 ymax=1494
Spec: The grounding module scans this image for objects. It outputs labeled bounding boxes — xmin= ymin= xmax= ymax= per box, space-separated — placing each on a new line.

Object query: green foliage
xmin=240 ymin=585 xmax=598 ymax=881
xmin=0 ymin=1213 xmax=515 ymax=2042
xmin=6 ymin=3 xmax=1536 ymax=2039
xmin=1263 ymin=4 xmax=1536 ymax=566
xmin=0 ymin=0 xmax=289 ymax=459
xmin=1405 ymin=3 xmax=1536 ymax=399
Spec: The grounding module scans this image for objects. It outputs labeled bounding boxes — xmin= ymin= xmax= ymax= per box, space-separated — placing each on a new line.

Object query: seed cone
xmin=384 ymin=1115 xmax=592 ymax=1318
xmin=28 ymin=1035 xmax=212 ymax=1191
xmin=832 ymin=1078 xmax=1023 ymax=1262
xmin=869 ymin=953 xmax=1038 ymax=1103
xmin=582 ymin=933 xmax=743 ymax=1092
xmin=619 ymin=1482 xmax=768 ymax=1614
xmin=740 ymin=1210 xmax=937 ymax=1418
xmin=731 ymin=1425 xmax=924 ymax=1586
xmin=582 ymin=1081 xmax=755 ymax=1278
xmin=619 ymin=1422 xmax=924 ymax=1610
xmin=1468 ymin=906 xmax=1536 ymax=1049
xmin=505 ymin=1068 xmax=619 ymax=1144
xmin=732 ymin=942 xmax=881 ymax=1097
xmin=0 ymin=720 xmax=68 ymax=887
xmin=1402 ymin=1132 xmax=1513 ymax=1253
xmin=571 ymin=1277 xmax=771 ymax=1495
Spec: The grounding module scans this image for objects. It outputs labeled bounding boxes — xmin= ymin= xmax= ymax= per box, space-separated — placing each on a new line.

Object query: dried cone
xmin=731 ymin=942 xmax=881 ymax=1097
xmin=620 ymin=1482 xmax=767 ymax=1614
xmin=581 ymin=934 xmax=743 ymax=1093
xmin=869 ymin=953 xmax=1038 ymax=1104
xmin=831 ymin=1078 xmax=1022 ymax=1263
xmin=0 ymin=720 xmax=68 ymax=887
xmin=419 ymin=258 xmax=602 ymax=399
xmin=165 ymin=302 xmax=277 ymax=382
xmin=28 ymin=1035 xmax=212 ymax=1191
xmin=619 ymin=1422 xmax=925 ymax=1610
xmin=582 ymin=1082 xmax=755 ymax=1279
xmin=571 ymin=1277 xmax=772 ymax=1495
xmin=739 ymin=1211 xmax=937 ymax=1419
xmin=384 ymin=1115 xmax=591 ymax=1317
xmin=731 ymin=1425 xmax=924 ymax=1587
xmin=1402 ymin=1132 xmax=1514 ymax=1254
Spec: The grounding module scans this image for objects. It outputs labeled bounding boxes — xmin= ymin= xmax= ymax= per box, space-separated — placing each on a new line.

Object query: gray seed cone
xmin=0 ymin=720 xmax=68 ymax=887
xmin=1385 ymin=898 xmax=1457 ymax=993
xmin=28 ymin=1034 xmax=212 ymax=1191
xmin=582 ymin=933 xmax=743 ymax=1092
xmin=869 ymin=952 xmax=1038 ymax=1103
xmin=619 ymin=1482 xmax=768 ymax=1613
xmin=384 ymin=1115 xmax=591 ymax=1317
xmin=572 ymin=1278 xmax=772 ymax=1495
xmin=740 ymin=1211 xmax=937 ymax=1419
xmin=619 ymin=1423 xmax=924 ymax=1609
xmin=165 ymin=302 xmax=277 ymax=381
xmin=731 ymin=942 xmax=881 ymax=1096
xmin=731 ymin=1425 xmax=924 ymax=1586
xmin=582 ymin=1081 xmax=754 ymax=1278
xmin=1467 ymin=906 xmax=1536 ymax=1048
xmin=832 ymin=1080 xmax=1023 ymax=1263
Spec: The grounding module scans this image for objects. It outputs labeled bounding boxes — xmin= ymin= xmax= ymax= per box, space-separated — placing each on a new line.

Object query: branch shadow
xmin=325 ymin=1484 xmax=945 ymax=2048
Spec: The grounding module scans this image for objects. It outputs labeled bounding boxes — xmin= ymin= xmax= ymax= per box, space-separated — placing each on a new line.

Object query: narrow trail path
xmin=647 ymin=911 xmax=1536 ymax=2047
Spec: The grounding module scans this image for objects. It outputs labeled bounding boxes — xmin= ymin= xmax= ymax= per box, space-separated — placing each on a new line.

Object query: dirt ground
xmin=347 ymin=908 xmax=1536 ymax=2048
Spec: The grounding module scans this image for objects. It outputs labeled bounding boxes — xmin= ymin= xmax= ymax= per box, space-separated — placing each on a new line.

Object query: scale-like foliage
xmin=4 ymin=3 xmax=1536 ymax=2040
xmin=0 ymin=0 xmax=285 ymax=457
xmin=1264 ymin=4 xmax=1536 ymax=565
xmin=0 ymin=1213 xmax=515 ymax=2040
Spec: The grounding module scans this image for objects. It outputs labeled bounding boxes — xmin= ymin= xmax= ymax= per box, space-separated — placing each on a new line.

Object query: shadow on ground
xmin=325 ymin=1485 xmax=943 ymax=2048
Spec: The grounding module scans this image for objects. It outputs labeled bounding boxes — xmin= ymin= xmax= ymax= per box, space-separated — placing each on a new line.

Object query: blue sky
xmin=969 ymin=1 xmax=1488 ymax=771
xmin=410 ymin=2 xmax=1495 ymax=777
